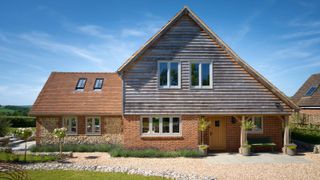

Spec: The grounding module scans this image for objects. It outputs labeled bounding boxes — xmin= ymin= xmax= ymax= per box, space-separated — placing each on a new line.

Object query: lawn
xmin=27 ymin=170 xmax=166 ymax=180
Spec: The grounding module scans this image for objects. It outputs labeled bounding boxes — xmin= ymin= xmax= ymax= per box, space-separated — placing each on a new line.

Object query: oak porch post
xmin=239 ymin=115 xmax=246 ymax=153
xmin=282 ymin=116 xmax=290 ymax=154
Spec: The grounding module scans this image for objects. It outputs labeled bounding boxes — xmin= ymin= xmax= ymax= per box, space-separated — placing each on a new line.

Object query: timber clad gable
xmin=120 ymin=8 xmax=297 ymax=115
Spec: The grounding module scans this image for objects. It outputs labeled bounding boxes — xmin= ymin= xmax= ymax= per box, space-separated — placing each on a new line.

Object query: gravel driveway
xmin=66 ymin=152 xmax=320 ymax=180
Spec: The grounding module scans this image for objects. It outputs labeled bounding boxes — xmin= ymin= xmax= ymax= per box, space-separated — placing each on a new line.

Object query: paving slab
xmin=205 ymin=152 xmax=311 ymax=164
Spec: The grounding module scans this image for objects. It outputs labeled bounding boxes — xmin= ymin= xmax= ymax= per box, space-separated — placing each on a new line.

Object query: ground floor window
xmin=86 ymin=117 xmax=101 ymax=135
xmin=62 ymin=117 xmax=77 ymax=135
xmin=141 ymin=116 xmax=181 ymax=136
xmin=247 ymin=116 xmax=263 ymax=133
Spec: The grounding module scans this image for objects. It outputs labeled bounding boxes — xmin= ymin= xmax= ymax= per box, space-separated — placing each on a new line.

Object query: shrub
xmin=291 ymin=127 xmax=320 ymax=144
xmin=30 ymin=144 xmax=119 ymax=153
xmin=0 ymin=118 xmax=11 ymax=136
xmin=109 ymin=148 xmax=203 ymax=158
xmin=0 ymin=116 xmax=35 ymax=127
xmin=0 ymin=152 xmax=57 ymax=163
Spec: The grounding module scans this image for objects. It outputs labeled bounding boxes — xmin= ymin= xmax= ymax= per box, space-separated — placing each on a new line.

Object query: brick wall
xmin=300 ymin=109 xmax=320 ymax=115
xmin=226 ymin=115 xmax=284 ymax=152
xmin=36 ymin=115 xmax=123 ymax=145
xmin=123 ymin=115 xmax=199 ymax=151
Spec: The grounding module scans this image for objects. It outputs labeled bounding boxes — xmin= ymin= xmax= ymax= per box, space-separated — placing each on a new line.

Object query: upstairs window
xmin=191 ymin=62 xmax=212 ymax=88
xmin=76 ymin=78 xmax=87 ymax=90
xmin=94 ymin=78 xmax=104 ymax=90
xmin=158 ymin=61 xmax=180 ymax=88
xmin=305 ymin=86 xmax=318 ymax=96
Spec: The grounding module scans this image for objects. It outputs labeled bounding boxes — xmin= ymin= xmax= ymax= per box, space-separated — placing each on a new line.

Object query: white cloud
xmin=76 ymin=25 xmax=114 ymax=39
xmin=280 ymin=30 xmax=320 ymax=39
xmin=121 ymin=29 xmax=145 ymax=37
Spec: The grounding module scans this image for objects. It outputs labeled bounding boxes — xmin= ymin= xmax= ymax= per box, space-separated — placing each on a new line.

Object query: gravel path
xmin=65 ymin=152 xmax=320 ymax=180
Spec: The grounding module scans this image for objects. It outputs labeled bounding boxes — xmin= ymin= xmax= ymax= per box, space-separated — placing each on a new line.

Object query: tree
xmin=198 ymin=116 xmax=210 ymax=151
xmin=0 ymin=118 xmax=11 ymax=137
xmin=52 ymin=127 xmax=67 ymax=159
xmin=14 ymin=128 xmax=33 ymax=162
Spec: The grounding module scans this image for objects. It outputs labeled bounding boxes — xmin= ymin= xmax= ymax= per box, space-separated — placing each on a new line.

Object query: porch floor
xmin=206 ymin=152 xmax=311 ymax=164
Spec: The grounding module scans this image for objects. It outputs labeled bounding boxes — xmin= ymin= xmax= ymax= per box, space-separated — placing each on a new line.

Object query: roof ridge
xmin=52 ymin=71 xmax=116 ymax=74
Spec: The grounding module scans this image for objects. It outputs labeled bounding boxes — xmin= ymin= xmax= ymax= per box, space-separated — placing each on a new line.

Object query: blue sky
xmin=0 ymin=0 xmax=319 ymax=105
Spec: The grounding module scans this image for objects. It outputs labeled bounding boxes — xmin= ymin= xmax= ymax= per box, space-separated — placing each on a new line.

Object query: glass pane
xmin=215 ymin=120 xmax=220 ymax=127
xmin=254 ymin=117 xmax=262 ymax=130
xmin=87 ymin=119 xmax=92 ymax=133
xmin=162 ymin=117 xmax=170 ymax=133
xmin=94 ymin=79 xmax=103 ymax=89
xmin=202 ymin=63 xmax=210 ymax=86
xmin=172 ymin=117 xmax=180 ymax=133
xmin=77 ymin=79 xmax=86 ymax=89
xmin=152 ymin=117 xmax=160 ymax=133
xmin=159 ymin=63 xmax=168 ymax=86
xmin=305 ymin=86 xmax=317 ymax=96
xmin=71 ymin=119 xmax=77 ymax=133
xmin=94 ymin=118 xmax=100 ymax=133
xmin=191 ymin=63 xmax=199 ymax=86
xmin=170 ymin=62 xmax=178 ymax=86
xmin=142 ymin=118 xmax=149 ymax=133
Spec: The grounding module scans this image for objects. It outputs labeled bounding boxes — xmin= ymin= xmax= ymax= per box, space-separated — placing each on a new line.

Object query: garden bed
xmin=30 ymin=144 xmax=203 ymax=158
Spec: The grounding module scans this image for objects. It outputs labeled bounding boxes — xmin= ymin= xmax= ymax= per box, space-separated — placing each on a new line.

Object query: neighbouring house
xmin=30 ymin=7 xmax=299 ymax=152
xmin=292 ymin=73 xmax=320 ymax=115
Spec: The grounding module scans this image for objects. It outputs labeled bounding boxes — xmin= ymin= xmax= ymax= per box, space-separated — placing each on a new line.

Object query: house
xmin=292 ymin=73 xmax=320 ymax=115
xmin=30 ymin=7 xmax=299 ymax=152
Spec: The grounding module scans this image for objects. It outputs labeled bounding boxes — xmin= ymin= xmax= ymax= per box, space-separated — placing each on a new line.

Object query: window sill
xmin=85 ymin=133 xmax=102 ymax=136
xmin=159 ymin=87 xmax=181 ymax=89
xmin=141 ymin=134 xmax=183 ymax=139
xmin=66 ymin=134 xmax=78 ymax=136
xmin=190 ymin=86 xmax=213 ymax=89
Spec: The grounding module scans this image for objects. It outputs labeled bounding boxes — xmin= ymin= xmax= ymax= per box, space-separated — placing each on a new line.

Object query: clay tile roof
xmin=292 ymin=73 xmax=320 ymax=107
xmin=29 ymin=72 xmax=122 ymax=116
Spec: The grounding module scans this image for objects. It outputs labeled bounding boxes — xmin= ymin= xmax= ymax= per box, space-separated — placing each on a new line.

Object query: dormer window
xmin=94 ymin=78 xmax=104 ymax=90
xmin=75 ymin=78 xmax=87 ymax=90
xmin=305 ymin=86 xmax=318 ymax=96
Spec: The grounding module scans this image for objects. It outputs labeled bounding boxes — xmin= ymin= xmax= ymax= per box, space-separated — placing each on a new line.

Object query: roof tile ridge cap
xmin=52 ymin=71 xmax=116 ymax=74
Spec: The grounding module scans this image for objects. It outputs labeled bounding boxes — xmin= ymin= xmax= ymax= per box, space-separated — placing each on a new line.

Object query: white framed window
xmin=247 ymin=116 xmax=263 ymax=133
xmin=158 ymin=61 xmax=181 ymax=88
xmin=62 ymin=117 xmax=78 ymax=135
xmin=190 ymin=62 xmax=213 ymax=88
xmin=141 ymin=116 xmax=181 ymax=136
xmin=86 ymin=117 xmax=101 ymax=135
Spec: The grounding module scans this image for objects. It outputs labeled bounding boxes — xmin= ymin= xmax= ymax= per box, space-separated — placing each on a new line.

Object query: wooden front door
xmin=209 ymin=117 xmax=227 ymax=151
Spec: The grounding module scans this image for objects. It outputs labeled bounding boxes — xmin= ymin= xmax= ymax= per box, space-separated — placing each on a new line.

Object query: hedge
xmin=0 ymin=116 xmax=36 ymax=127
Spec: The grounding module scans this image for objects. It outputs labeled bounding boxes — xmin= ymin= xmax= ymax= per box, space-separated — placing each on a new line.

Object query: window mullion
xmin=167 ymin=62 xmax=170 ymax=87
xmin=169 ymin=117 xmax=173 ymax=134
xmin=160 ymin=117 xmax=163 ymax=134
xmin=199 ymin=63 xmax=202 ymax=87
xmin=149 ymin=117 xmax=152 ymax=134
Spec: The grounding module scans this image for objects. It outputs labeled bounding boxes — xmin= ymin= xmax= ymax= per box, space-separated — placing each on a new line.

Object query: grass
xmin=30 ymin=144 xmax=203 ymax=158
xmin=26 ymin=170 xmax=166 ymax=180
xmin=0 ymin=152 xmax=57 ymax=163
xmin=292 ymin=127 xmax=320 ymax=144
